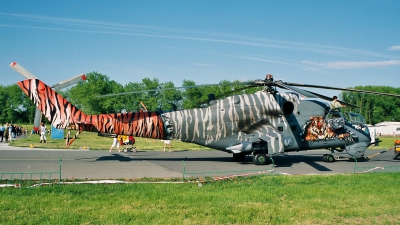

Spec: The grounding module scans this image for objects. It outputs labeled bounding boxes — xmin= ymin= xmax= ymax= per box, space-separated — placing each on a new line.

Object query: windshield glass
xmin=344 ymin=112 xmax=366 ymax=125
xmin=343 ymin=111 xmax=369 ymax=135
xmin=326 ymin=109 xmax=369 ymax=134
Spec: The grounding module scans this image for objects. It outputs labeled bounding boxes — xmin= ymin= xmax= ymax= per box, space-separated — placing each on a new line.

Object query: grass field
xmin=3 ymin=127 xmax=400 ymax=224
xmin=1 ymin=173 xmax=399 ymax=224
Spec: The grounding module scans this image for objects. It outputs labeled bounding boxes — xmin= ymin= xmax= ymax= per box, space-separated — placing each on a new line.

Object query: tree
xmin=123 ymin=78 xmax=161 ymax=112
xmin=181 ymin=80 xmax=206 ymax=109
xmin=342 ymin=86 xmax=400 ymax=124
xmin=157 ymin=81 xmax=183 ymax=111
xmin=2 ymin=72 xmax=399 ymax=126
xmin=66 ymin=72 xmax=123 ymax=114
xmin=0 ymin=84 xmax=36 ymax=124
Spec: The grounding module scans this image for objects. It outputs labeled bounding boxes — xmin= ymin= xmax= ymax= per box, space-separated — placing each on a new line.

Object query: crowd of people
xmin=1 ymin=121 xmax=176 ymax=151
xmin=0 ymin=123 xmax=28 ymax=143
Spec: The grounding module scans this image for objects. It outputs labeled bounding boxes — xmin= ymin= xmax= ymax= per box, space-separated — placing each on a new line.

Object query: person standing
xmin=8 ymin=123 xmax=13 ymax=142
xmin=39 ymin=122 xmax=47 ymax=143
xmin=330 ymin=96 xmax=345 ymax=109
xmin=109 ymin=135 xmax=121 ymax=152
xmin=163 ymin=140 xmax=172 ymax=152
xmin=0 ymin=124 xmax=4 ymax=142
xmin=4 ymin=123 xmax=9 ymax=142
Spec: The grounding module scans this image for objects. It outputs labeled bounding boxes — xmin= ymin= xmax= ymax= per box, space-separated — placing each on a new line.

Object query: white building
xmin=368 ymin=122 xmax=400 ymax=136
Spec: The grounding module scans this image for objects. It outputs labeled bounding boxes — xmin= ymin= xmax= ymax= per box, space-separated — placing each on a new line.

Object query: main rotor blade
xmin=96 ymin=82 xmax=253 ymax=98
xmin=306 ymin=90 xmax=359 ymax=108
xmin=197 ymin=86 xmax=256 ymax=105
xmin=283 ymin=82 xmax=400 ymax=98
xmin=274 ymin=81 xmax=320 ymax=98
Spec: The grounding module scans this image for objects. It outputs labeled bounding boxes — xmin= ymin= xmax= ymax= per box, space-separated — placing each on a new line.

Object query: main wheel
xmin=233 ymin=153 xmax=246 ymax=162
xmin=253 ymin=154 xmax=269 ymax=165
xmin=326 ymin=154 xmax=335 ymax=163
xmin=322 ymin=154 xmax=328 ymax=162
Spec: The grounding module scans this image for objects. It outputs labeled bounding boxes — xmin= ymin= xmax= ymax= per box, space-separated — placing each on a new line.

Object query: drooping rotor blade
xmin=96 ymin=81 xmax=253 ymax=98
xmin=306 ymin=90 xmax=359 ymax=108
xmin=197 ymin=86 xmax=256 ymax=105
xmin=282 ymin=82 xmax=400 ymax=98
xmin=274 ymin=81 xmax=321 ymax=98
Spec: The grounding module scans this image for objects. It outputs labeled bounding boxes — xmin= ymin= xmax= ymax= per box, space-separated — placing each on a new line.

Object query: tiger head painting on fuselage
xmin=301 ymin=116 xmax=352 ymax=142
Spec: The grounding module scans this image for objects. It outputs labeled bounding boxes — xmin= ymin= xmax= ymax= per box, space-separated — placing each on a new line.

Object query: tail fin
xmin=17 ymin=79 xmax=86 ymax=129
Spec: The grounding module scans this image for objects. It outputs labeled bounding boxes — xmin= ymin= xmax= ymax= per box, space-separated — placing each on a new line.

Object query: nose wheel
xmin=322 ymin=154 xmax=335 ymax=162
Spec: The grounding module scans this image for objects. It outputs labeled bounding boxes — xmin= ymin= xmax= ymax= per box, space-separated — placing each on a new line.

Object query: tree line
xmin=1 ymin=72 xmax=399 ymax=125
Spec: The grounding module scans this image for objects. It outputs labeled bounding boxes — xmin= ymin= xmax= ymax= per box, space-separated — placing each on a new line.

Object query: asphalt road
xmin=0 ymin=142 xmax=398 ymax=180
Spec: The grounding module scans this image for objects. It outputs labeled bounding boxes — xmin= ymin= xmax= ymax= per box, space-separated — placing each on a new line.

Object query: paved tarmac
xmin=0 ymin=141 xmax=398 ymax=180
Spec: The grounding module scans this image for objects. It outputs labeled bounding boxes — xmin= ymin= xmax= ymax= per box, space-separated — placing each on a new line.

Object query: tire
xmin=322 ymin=154 xmax=328 ymax=162
xmin=233 ymin=153 xmax=246 ymax=162
xmin=326 ymin=155 xmax=335 ymax=163
xmin=253 ymin=154 xmax=269 ymax=165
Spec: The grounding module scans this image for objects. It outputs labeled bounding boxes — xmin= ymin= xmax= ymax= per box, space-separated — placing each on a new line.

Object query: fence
xmin=0 ymin=159 xmax=62 ymax=188
xmin=182 ymin=158 xmax=284 ymax=184
xmin=183 ymin=155 xmax=400 ymax=185
xmin=353 ymin=157 xmax=400 ymax=173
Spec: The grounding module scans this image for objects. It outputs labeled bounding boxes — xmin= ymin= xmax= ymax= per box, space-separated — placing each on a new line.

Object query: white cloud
xmin=1 ymin=13 xmax=395 ymax=59
xmin=388 ymin=46 xmax=400 ymax=51
xmin=302 ymin=60 xmax=400 ymax=69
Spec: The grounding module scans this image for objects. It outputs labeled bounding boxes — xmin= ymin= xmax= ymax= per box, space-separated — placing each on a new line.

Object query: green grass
xmin=0 ymin=173 xmax=399 ymax=224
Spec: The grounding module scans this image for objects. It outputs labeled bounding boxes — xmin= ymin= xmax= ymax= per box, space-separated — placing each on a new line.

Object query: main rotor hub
xmin=265 ymin=74 xmax=273 ymax=82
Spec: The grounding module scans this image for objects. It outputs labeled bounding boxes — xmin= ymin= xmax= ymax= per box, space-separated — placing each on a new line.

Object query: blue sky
xmin=1 ymin=0 xmax=399 ymax=98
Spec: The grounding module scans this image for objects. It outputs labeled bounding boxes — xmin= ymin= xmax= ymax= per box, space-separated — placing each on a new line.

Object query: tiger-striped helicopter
xmin=17 ymin=74 xmax=400 ymax=165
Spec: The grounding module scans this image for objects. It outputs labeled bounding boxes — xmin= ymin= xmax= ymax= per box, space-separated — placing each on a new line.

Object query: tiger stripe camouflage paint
xmin=18 ymin=79 xmax=299 ymax=154
xmin=162 ymin=91 xmax=299 ymax=153
xmin=17 ymin=79 xmax=165 ymax=139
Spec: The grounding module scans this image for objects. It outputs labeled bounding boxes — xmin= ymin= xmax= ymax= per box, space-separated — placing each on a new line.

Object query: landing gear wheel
xmin=322 ymin=154 xmax=329 ymax=162
xmin=233 ymin=153 xmax=246 ymax=162
xmin=326 ymin=154 xmax=335 ymax=163
xmin=253 ymin=154 xmax=269 ymax=165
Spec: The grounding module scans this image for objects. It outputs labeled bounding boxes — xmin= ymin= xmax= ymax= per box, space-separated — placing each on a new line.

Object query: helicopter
xmin=16 ymin=74 xmax=400 ymax=165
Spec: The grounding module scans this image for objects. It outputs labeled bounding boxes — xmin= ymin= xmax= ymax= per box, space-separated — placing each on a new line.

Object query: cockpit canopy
xmin=344 ymin=112 xmax=366 ymax=125
xmin=326 ymin=108 xmax=369 ymax=134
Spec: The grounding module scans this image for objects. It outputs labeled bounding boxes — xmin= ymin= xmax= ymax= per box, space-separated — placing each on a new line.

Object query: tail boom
xmin=18 ymin=79 xmax=165 ymax=140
